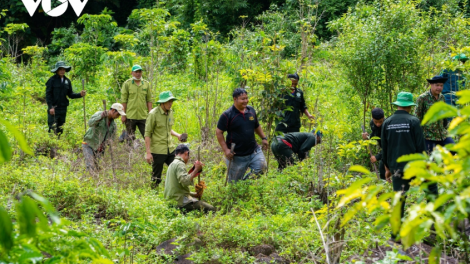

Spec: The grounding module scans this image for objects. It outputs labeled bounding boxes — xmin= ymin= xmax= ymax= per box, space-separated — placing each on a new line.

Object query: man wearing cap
xmin=164 ymin=144 xmax=215 ymax=213
xmin=271 ymin=129 xmax=322 ymax=171
xmin=145 ymin=91 xmax=184 ymax=189
xmin=121 ymin=65 xmax=153 ymax=143
xmin=382 ymin=92 xmax=432 ymax=242
xmin=275 ymin=73 xmax=314 ymax=133
xmin=361 ymin=108 xmax=386 ymax=180
xmin=415 ymin=75 xmax=455 ymax=152
xmin=82 ymin=103 xmax=126 ymax=172
xmin=46 ymin=61 xmax=86 ymax=137
xmin=216 ymin=88 xmax=268 ymax=183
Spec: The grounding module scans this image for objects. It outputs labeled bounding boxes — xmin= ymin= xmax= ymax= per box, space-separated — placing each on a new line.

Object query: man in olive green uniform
xmin=271 ymin=129 xmax=322 ymax=171
xmin=46 ymin=61 xmax=86 ymax=137
xmin=164 ymin=144 xmax=215 ymax=213
xmin=415 ymin=75 xmax=455 ymax=153
xmin=121 ymin=65 xmax=153 ymax=143
xmin=275 ymin=73 xmax=314 ymax=133
xmin=145 ymin=91 xmax=184 ymax=188
xmin=381 ymin=92 xmax=430 ymax=241
xmin=82 ymin=103 xmax=126 ymax=172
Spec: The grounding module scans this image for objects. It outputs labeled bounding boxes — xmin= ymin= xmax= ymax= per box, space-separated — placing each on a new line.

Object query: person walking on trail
xmin=145 ymin=91 xmax=185 ymax=189
xmin=46 ymin=61 xmax=86 ymax=137
xmin=82 ymin=103 xmax=125 ymax=172
xmin=164 ymin=144 xmax=215 ymax=213
xmin=271 ymin=129 xmax=322 ymax=171
xmin=361 ymin=108 xmax=386 ymax=180
xmin=216 ymin=88 xmax=268 ymax=183
xmin=120 ymin=65 xmax=153 ymax=143
xmin=381 ymin=92 xmax=435 ymax=242
xmin=415 ymin=75 xmax=455 ymax=153
xmin=275 ymin=73 xmax=314 ymax=134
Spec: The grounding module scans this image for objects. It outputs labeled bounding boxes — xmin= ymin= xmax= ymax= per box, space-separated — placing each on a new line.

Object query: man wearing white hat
xmin=82 ymin=103 xmax=126 ymax=172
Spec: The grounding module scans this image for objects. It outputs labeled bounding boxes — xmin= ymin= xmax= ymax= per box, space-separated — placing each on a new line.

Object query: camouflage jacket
xmin=414 ymin=90 xmax=448 ymax=141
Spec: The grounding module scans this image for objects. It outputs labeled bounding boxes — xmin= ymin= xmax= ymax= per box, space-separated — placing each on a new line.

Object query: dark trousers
xmin=125 ymin=119 xmax=146 ymax=141
xmin=179 ymin=201 xmax=216 ymax=213
xmin=275 ymin=124 xmax=300 ymax=134
xmin=47 ymin=108 xmax=67 ymax=136
xmin=151 ymin=150 xmax=175 ymax=184
xmin=425 ymin=137 xmax=455 ymax=154
xmin=271 ymin=140 xmax=296 ymax=171
xmin=378 ymin=160 xmax=386 ymax=180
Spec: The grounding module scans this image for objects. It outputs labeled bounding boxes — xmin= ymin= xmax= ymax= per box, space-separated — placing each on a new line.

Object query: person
xmin=121 ymin=65 xmax=153 ymax=143
xmin=275 ymin=73 xmax=314 ymax=133
xmin=415 ymin=75 xmax=455 ymax=153
xmin=145 ymin=91 xmax=184 ymax=189
xmin=164 ymin=144 xmax=215 ymax=213
xmin=82 ymin=103 xmax=126 ymax=172
xmin=216 ymin=88 xmax=268 ymax=183
xmin=361 ymin=108 xmax=386 ymax=180
xmin=440 ymin=54 xmax=467 ymax=108
xmin=382 ymin=92 xmax=435 ymax=241
xmin=271 ymin=129 xmax=322 ymax=171
xmin=45 ymin=61 xmax=86 ymax=137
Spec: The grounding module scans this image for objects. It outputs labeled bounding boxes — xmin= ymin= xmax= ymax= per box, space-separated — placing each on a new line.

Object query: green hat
xmin=132 ymin=65 xmax=143 ymax=72
xmin=453 ymin=54 xmax=468 ymax=62
xmin=392 ymin=92 xmax=416 ymax=107
xmin=157 ymin=91 xmax=178 ymax=103
xmin=50 ymin=61 xmax=71 ymax=73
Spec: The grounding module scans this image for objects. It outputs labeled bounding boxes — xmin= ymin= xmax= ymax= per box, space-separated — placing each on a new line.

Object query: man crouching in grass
xmin=164 ymin=144 xmax=216 ymax=213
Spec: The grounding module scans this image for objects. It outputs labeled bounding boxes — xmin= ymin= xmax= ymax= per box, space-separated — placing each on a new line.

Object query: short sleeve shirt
xmin=120 ymin=79 xmax=153 ymax=120
xmin=217 ymin=105 xmax=260 ymax=156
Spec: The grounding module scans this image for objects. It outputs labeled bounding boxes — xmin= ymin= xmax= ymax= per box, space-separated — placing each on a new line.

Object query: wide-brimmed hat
xmin=51 ymin=61 xmax=71 ymax=73
xmin=427 ymin=75 xmax=448 ymax=84
xmin=132 ymin=65 xmax=143 ymax=72
xmin=453 ymin=53 xmax=468 ymax=62
xmin=111 ymin=103 xmax=126 ymax=116
xmin=392 ymin=92 xmax=416 ymax=107
xmin=288 ymin=73 xmax=300 ymax=80
xmin=157 ymin=91 xmax=178 ymax=103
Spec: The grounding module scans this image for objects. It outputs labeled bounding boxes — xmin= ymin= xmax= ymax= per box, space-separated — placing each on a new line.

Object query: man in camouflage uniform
xmin=415 ymin=75 xmax=455 ymax=153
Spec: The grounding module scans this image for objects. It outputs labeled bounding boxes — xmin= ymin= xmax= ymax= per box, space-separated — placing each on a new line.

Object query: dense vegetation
xmin=1 ymin=0 xmax=470 ymax=263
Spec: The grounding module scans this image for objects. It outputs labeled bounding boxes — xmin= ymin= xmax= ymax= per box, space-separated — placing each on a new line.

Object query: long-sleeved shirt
xmin=45 ymin=74 xmax=82 ymax=110
xmin=144 ymin=106 xmax=175 ymax=154
xmin=83 ymin=111 xmax=117 ymax=151
xmin=283 ymin=132 xmax=317 ymax=160
xmin=164 ymin=156 xmax=198 ymax=206
xmin=382 ymin=110 xmax=426 ymax=173
xmin=120 ymin=79 xmax=153 ymax=120
xmin=275 ymin=88 xmax=308 ymax=132
xmin=369 ymin=119 xmax=384 ymax=161
xmin=415 ymin=90 xmax=448 ymax=141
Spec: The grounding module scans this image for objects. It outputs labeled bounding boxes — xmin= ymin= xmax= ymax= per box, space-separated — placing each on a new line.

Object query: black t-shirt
xmin=217 ymin=105 xmax=260 ymax=156
xmin=275 ymin=88 xmax=307 ymax=132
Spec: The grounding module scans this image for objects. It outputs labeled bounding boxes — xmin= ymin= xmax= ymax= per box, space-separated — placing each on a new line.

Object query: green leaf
xmin=421 ymin=102 xmax=458 ymax=125
xmin=0 ymin=119 xmax=33 ymax=155
xmin=397 ymin=153 xmax=427 ymax=162
xmin=17 ymin=196 xmax=38 ymax=237
xmin=428 ymin=246 xmax=440 ymax=264
xmin=348 ymin=165 xmax=371 ymax=174
xmin=0 ymin=207 xmax=13 ymax=251
xmin=0 ymin=129 xmax=12 ymax=163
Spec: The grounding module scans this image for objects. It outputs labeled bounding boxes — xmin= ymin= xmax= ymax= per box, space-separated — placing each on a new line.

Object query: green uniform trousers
xmin=271 ymin=140 xmax=295 ymax=171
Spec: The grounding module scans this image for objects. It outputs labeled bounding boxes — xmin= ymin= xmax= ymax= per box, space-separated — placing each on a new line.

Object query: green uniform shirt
xmin=164 ymin=156 xmax=197 ymax=206
xmin=83 ymin=111 xmax=117 ymax=151
xmin=120 ymin=79 xmax=153 ymax=120
xmin=382 ymin=110 xmax=426 ymax=173
xmin=415 ymin=90 xmax=448 ymax=141
xmin=144 ymin=106 xmax=176 ymax=154
xmin=283 ymin=132 xmax=317 ymax=159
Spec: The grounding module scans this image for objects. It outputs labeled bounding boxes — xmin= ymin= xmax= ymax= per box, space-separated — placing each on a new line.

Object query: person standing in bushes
xmin=361 ymin=108 xmax=386 ymax=180
xmin=271 ymin=129 xmax=322 ymax=171
xmin=45 ymin=61 xmax=86 ymax=137
xmin=415 ymin=75 xmax=455 ymax=153
xmin=164 ymin=144 xmax=215 ymax=213
xmin=275 ymin=73 xmax=314 ymax=134
xmin=145 ymin=91 xmax=185 ymax=189
xmin=216 ymin=88 xmax=268 ymax=183
xmin=82 ymin=103 xmax=125 ymax=172
xmin=382 ymin=92 xmax=431 ymax=242
xmin=120 ymin=65 xmax=153 ymax=143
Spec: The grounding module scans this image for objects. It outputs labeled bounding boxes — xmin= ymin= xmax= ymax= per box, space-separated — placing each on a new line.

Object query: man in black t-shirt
xmin=361 ymin=108 xmax=386 ymax=180
xmin=216 ymin=88 xmax=269 ymax=183
xmin=275 ymin=73 xmax=314 ymax=133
